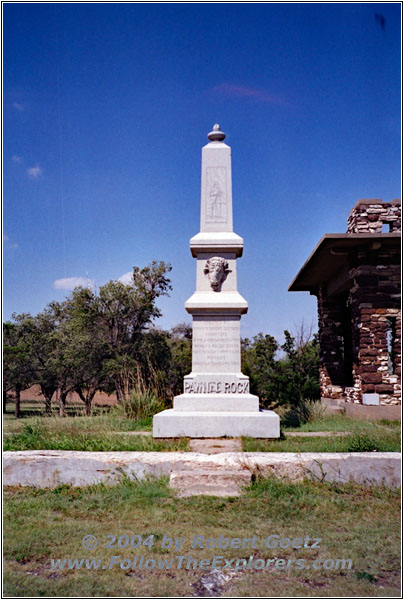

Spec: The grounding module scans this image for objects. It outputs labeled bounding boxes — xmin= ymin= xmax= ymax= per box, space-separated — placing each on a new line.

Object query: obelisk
xmin=153 ymin=125 xmax=280 ymax=438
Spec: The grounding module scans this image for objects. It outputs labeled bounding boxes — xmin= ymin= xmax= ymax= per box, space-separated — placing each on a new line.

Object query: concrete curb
xmin=3 ymin=451 xmax=401 ymax=490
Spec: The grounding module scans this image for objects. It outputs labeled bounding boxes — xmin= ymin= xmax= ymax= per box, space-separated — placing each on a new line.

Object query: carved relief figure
xmin=209 ymin=180 xmax=223 ymax=218
xmin=206 ymin=167 xmax=227 ymax=222
xmin=204 ymin=257 xmax=231 ymax=291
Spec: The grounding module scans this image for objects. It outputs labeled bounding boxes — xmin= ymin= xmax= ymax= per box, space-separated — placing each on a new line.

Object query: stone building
xmin=289 ymin=199 xmax=401 ymax=414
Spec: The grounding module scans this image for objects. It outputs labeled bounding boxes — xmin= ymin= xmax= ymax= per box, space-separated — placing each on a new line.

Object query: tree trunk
xmin=85 ymin=392 xmax=96 ymax=416
xmin=77 ymin=388 xmax=96 ymax=417
xmin=115 ymin=385 xmax=125 ymax=405
xmin=58 ymin=391 xmax=67 ymax=418
xmin=3 ymin=390 xmax=8 ymax=414
xmin=40 ymin=385 xmax=54 ymax=416
xmin=44 ymin=395 xmax=52 ymax=416
xmin=15 ymin=387 xmax=21 ymax=419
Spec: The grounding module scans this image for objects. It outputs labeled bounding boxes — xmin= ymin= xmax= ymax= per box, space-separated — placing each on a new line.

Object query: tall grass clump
xmin=280 ymin=398 xmax=325 ymax=428
xmin=120 ymin=385 xmax=165 ymax=420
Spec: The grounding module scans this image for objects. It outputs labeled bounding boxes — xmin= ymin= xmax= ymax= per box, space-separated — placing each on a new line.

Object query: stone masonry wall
xmin=349 ymin=255 xmax=401 ymax=405
xmin=347 ymin=199 xmax=401 ymax=233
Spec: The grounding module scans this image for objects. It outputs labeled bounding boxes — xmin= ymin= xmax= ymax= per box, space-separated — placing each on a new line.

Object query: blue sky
xmin=3 ymin=3 xmax=401 ymax=342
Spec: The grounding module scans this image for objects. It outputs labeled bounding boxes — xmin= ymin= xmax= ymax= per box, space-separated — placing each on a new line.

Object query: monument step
xmin=188 ymin=438 xmax=243 ymax=453
xmin=153 ymin=409 xmax=280 ymax=438
xmin=4 ymin=450 xmax=401 ymax=489
xmin=170 ymin=468 xmax=251 ymax=497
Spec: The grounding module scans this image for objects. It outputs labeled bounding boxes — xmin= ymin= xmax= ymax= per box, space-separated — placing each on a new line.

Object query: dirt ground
xmin=20 ymin=385 xmax=117 ymax=406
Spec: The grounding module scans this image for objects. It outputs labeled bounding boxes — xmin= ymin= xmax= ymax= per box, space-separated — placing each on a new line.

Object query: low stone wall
xmin=3 ymin=450 xmax=401 ymax=489
xmin=321 ymin=398 xmax=402 ymax=420
xmin=344 ymin=403 xmax=401 ymax=421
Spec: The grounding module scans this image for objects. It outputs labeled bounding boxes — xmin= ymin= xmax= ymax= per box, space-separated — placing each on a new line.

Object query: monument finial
xmin=208 ymin=123 xmax=226 ymax=142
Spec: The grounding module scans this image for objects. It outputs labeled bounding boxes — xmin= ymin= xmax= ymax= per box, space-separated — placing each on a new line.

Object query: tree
xmin=12 ymin=308 xmax=69 ymax=416
xmin=278 ymin=329 xmax=320 ymax=406
xmin=45 ymin=301 xmax=83 ymax=417
xmin=94 ymin=261 xmax=172 ymax=405
xmin=166 ymin=323 xmax=192 ymax=397
xmin=4 ymin=261 xmax=172 ymax=419
xmin=57 ymin=288 xmax=109 ymax=416
xmin=241 ymin=327 xmax=320 ymax=417
xmin=134 ymin=328 xmax=172 ymax=400
xmin=3 ymin=320 xmax=33 ymax=417
xmin=242 ymin=333 xmax=279 ymax=405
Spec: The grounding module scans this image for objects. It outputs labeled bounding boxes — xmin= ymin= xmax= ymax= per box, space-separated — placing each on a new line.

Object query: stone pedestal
xmin=153 ymin=410 xmax=279 ymax=438
xmin=153 ymin=125 xmax=280 ymax=438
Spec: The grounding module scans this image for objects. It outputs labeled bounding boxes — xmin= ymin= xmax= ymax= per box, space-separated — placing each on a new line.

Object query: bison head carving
xmin=204 ymin=257 xmax=231 ymax=291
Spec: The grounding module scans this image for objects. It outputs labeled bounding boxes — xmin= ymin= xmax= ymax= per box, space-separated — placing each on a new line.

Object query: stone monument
xmin=153 ymin=125 xmax=280 ymax=438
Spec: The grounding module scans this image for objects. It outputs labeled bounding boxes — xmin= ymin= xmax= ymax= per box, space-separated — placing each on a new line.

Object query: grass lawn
xmin=3 ymin=476 xmax=401 ymax=597
xmin=4 ymin=412 xmax=400 ymax=453
xmin=243 ymin=428 xmax=400 ymax=453
xmin=244 ymin=415 xmax=401 ymax=452
xmin=3 ymin=406 xmax=153 ymax=434
xmin=282 ymin=413 xmax=401 ymax=433
xmin=3 ymin=418 xmax=186 ymax=452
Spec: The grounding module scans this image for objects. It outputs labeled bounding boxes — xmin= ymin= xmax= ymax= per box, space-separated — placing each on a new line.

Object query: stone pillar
xmin=316 ymin=287 xmax=346 ymax=400
xmin=153 ymin=125 xmax=280 ymax=438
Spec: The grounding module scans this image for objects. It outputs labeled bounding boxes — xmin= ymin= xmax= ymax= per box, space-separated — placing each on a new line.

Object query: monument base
xmin=153 ymin=409 xmax=280 ymax=438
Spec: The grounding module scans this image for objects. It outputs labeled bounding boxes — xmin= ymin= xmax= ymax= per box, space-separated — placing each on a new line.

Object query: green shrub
xmin=346 ymin=433 xmax=380 ymax=452
xmin=356 ymin=571 xmax=377 ymax=583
